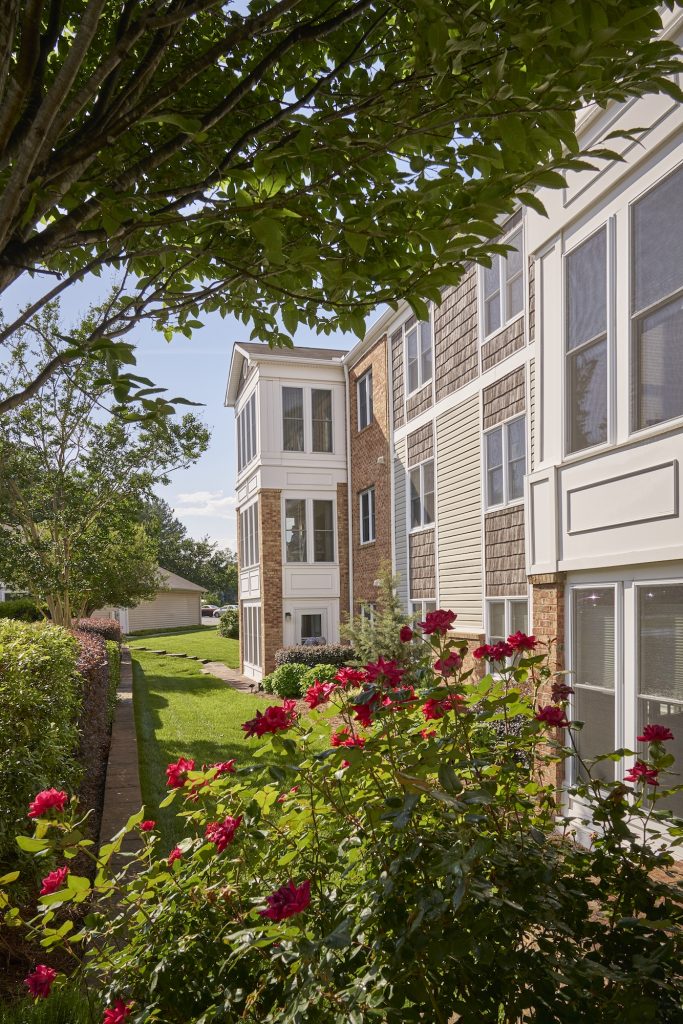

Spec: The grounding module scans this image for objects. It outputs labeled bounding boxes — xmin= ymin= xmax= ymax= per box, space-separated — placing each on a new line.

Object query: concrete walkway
xmin=200 ymin=660 xmax=263 ymax=695
xmin=99 ymin=648 xmax=142 ymax=856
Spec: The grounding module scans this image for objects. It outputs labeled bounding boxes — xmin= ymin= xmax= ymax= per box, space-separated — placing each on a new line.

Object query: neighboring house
xmin=94 ymin=568 xmax=205 ymax=633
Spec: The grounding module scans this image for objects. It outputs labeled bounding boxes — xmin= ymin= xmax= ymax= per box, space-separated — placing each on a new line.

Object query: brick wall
xmin=433 ymin=266 xmax=479 ymax=401
xmin=482 ymin=366 xmax=526 ymax=429
xmin=349 ymin=336 xmax=392 ymax=613
xmin=409 ymin=528 xmax=435 ymax=599
xmin=484 ymin=506 xmax=526 ymax=596
xmin=407 ymin=422 xmax=434 ymax=466
xmin=530 ymin=573 xmax=566 ymax=791
xmin=337 ymin=481 xmax=350 ymax=621
xmin=258 ymin=489 xmax=283 ymax=675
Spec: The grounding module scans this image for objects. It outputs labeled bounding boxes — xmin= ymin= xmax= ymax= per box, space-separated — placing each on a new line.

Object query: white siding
xmin=127 ymin=592 xmax=201 ymax=632
xmin=436 ymin=395 xmax=483 ymax=630
xmin=529 ymin=358 xmax=536 ymax=471
xmin=393 ymin=437 xmax=409 ymax=609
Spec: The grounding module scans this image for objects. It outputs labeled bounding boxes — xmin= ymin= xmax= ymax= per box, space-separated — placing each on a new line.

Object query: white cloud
xmin=173 ymin=490 xmax=237 ymax=518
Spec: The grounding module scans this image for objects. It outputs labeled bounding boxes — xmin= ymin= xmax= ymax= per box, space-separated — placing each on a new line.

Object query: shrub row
xmin=0 ymin=598 xmax=43 ymax=622
xmin=72 ymin=616 xmax=122 ymax=643
xmin=263 ymin=662 xmax=340 ymax=698
xmin=275 ymin=642 xmax=353 ymax=669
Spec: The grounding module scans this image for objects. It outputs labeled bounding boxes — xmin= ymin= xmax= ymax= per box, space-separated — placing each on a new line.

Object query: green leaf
xmin=15 ymin=836 xmax=51 ymax=853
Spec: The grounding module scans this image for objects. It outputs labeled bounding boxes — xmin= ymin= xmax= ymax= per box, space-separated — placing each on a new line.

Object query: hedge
xmin=72 ymin=616 xmax=122 ymax=642
xmin=0 ymin=620 xmax=81 ymax=881
xmin=275 ymin=643 xmax=353 ymax=669
xmin=0 ymin=597 xmax=43 ymax=622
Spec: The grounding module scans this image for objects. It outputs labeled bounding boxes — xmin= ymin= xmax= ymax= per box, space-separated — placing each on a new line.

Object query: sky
xmin=4 ymin=271 xmax=359 ymax=552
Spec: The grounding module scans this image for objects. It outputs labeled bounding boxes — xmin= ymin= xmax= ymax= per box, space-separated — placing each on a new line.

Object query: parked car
xmin=201 ymin=604 xmax=218 ymax=617
xmin=213 ymin=604 xmax=238 ymax=618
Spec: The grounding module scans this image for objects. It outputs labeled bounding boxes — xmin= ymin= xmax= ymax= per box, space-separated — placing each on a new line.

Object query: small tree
xmin=342 ymin=563 xmax=410 ymax=664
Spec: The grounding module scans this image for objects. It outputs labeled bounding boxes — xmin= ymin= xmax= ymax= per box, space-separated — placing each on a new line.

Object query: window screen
xmin=566 ymin=227 xmax=608 ymax=453
xmin=312 ymin=389 xmax=332 ymax=453
xmin=282 ymin=387 xmax=304 ymax=451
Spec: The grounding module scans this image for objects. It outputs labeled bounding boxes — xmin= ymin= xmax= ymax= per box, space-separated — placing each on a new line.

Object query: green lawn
xmin=128 ymin=625 xmax=239 ymax=668
xmin=132 ymin=651 xmax=266 ymax=846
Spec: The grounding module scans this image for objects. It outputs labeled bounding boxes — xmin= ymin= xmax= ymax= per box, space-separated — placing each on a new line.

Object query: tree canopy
xmin=0 ymin=0 xmax=681 ymax=414
xmin=146 ymin=497 xmax=237 ymax=602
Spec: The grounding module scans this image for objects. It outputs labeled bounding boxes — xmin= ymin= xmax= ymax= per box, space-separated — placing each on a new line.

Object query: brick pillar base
xmin=530 ymin=573 xmax=567 ymax=793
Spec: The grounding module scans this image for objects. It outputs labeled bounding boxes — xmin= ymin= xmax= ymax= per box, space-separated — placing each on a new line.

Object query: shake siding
xmin=436 ymin=395 xmax=483 ymax=630
xmin=393 ymin=437 xmax=409 ymax=609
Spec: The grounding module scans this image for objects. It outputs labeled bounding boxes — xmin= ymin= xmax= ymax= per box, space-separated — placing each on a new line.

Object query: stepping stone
xmin=149 ymin=649 xmax=166 ymax=655
xmin=167 ymin=652 xmax=187 ymax=658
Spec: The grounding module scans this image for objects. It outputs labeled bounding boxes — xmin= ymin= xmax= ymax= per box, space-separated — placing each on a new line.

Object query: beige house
xmin=95 ymin=568 xmax=205 ymax=633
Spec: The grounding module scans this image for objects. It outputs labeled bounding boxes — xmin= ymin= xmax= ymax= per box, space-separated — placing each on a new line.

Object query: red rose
xmin=40 ymin=866 xmax=69 ymax=896
xmin=351 ymin=700 xmax=376 ymax=727
xmin=259 ymin=879 xmax=311 ymax=922
xmin=551 ymin=681 xmax=574 ymax=702
xmin=507 ymin=631 xmax=537 ymax=652
xmin=205 ymin=815 xmax=242 ymax=852
xmin=420 ymin=728 xmax=437 ymax=740
xmin=399 ymin=625 xmax=414 ymax=643
xmin=331 ymin=727 xmax=365 ymax=749
xmin=417 ymin=609 xmax=457 ymax=635
xmin=473 ymin=644 xmax=492 ymax=660
xmin=28 ymin=789 xmax=68 ymax=819
xmin=211 ymin=760 xmax=236 ymax=777
xmin=167 ymin=847 xmax=182 ymax=867
xmin=491 ymin=641 xmax=514 ymax=660
xmin=637 ymin=724 xmax=674 ymax=743
xmin=625 ymin=761 xmax=660 ymax=786
xmin=535 ymin=705 xmax=568 ymax=727
xmin=242 ymin=701 xmax=298 ymax=738
xmin=103 ymin=999 xmax=132 ymax=1024
xmin=24 ymin=965 xmax=57 ymax=999
xmin=139 ymin=820 xmax=156 ymax=832
xmin=340 ymin=759 xmax=351 ymax=769
xmin=422 ymin=695 xmax=464 ymax=721
xmin=166 ymin=757 xmax=195 ymax=789
xmin=335 ymin=667 xmax=368 ymax=688
xmin=434 ymin=651 xmax=462 ymax=675
xmin=364 ymin=657 xmax=405 ymax=688
xmin=304 ymin=681 xmax=336 ymax=709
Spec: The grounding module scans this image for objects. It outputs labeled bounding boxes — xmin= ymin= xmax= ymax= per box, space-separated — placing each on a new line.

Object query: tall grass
xmin=0 ymin=987 xmax=92 ymax=1024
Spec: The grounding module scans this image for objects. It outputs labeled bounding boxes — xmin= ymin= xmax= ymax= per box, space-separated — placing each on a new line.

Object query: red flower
xmin=166 ymin=756 xmax=195 ymax=789
xmin=24 ymin=965 xmax=57 ymax=999
xmin=637 ymin=724 xmax=674 ymax=743
xmin=335 ymin=666 xmax=367 ymax=688
xmin=434 ymin=651 xmax=462 ymax=675
xmin=422 ymin=695 xmax=464 ymax=721
xmin=625 ymin=761 xmax=660 ymax=786
xmin=205 ymin=815 xmax=242 ymax=852
xmin=507 ymin=631 xmax=537 ymax=652
xmin=551 ymin=681 xmax=574 ymax=702
xmin=259 ymin=879 xmax=311 ymax=922
xmin=139 ymin=820 xmax=156 ymax=832
xmin=364 ymin=657 xmax=405 ymax=688
xmin=211 ymin=760 xmax=236 ymax=777
xmin=417 ymin=609 xmax=457 ymax=636
xmin=399 ymin=625 xmax=414 ymax=643
xmin=474 ymin=642 xmax=513 ymax=661
xmin=103 ymin=999 xmax=132 ymax=1024
xmin=473 ymin=644 xmax=492 ymax=660
xmin=340 ymin=759 xmax=351 ymax=769
xmin=351 ymin=700 xmax=376 ymax=727
xmin=535 ymin=705 xmax=568 ymax=727
xmin=168 ymin=847 xmax=182 ymax=867
xmin=276 ymin=786 xmax=300 ymax=804
xmin=28 ymin=789 xmax=68 ymax=819
xmin=242 ymin=701 xmax=298 ymax=738
xmin=420 ymin=729 xmax=437 ymax=740
xmin=40 ymin=866 xmax=69 ymax=896
xmin=304 ymin=681 xmax=336 ymax=709
xmin=331 ymin=727 xmax=365 ymax=749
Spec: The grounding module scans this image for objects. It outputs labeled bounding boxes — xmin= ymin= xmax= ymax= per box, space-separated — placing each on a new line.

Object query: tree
xmin=0 ymin=1 xmax=681 ymax=414
xmin=0 ymin=303 xmax=210 ymax=625
xmin=342 ymin=563 xmax=411 ymax=664
xmin=146 ymin=497 xmax=238 ymax=601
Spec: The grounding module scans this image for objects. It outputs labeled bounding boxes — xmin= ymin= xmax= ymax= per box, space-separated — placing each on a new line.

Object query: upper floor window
xmin=409 ymin=459 xmax=434 ymax=529
xmin=237 ymin=391 xmax=257 ymax=473
xmin=284 ymin=498 xmax=335 ymax=563
xmin=631 ymin=163 xmax=683 ymax=432
xmin=312 ymin=389 xmax=333 ymax=453
xmin=313 ymin=499 xmax=335 ymax=562
xmin=357 ymin=369 xmax=373 ymax=430
xmin=566 ymin=227 xmax=608 ymax=454
xmin=485 ymin=415 xmax=525 ymax=508
xmin=239 ymin=501 xmax=259 ymax=568
xmin=483 ymin=228 xmax=524 ymax=338
xmin=282 ymin=387 xmax=304 ymax=452
xmin=359 ymin=486 xmax=376 ymax=544
xmin=406 ymin=319 xmax=432 ymax=394
xmin=284 ymin=498 xmax=307 ymax=562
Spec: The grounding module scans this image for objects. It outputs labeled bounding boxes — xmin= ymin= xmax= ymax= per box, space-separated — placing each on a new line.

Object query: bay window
xmin=284 ymin=499 xmax=307 ymax=562
xmin=313 ymin=500 xmax=335 ymax=562
xmin=282 ymin=387 xmax=304 ymax=451
xmin=237 ymin=391 xmax=257 ymax=472
xmin=483 ymin=228 xmax=524 ymax=338
xmin=239 ymin=501 xmax=259 ymax=568
xmin=242 ymin=604 xmax=262 ymax=668
xmin=284 ymin=498 xmax=335 ymax=564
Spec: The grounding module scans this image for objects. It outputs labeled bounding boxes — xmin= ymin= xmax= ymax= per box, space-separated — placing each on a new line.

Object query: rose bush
xmin=6 ymin=612 xmax=683 ymax=1023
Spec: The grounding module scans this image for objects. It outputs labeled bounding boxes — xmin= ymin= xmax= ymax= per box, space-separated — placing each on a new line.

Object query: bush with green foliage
xmin=341 ymin=564 xmax=411 ymax=665
xmin=218 ymin=608 xmax=239 ymax=640
xmin=300 ymin=664 xmax=339 ymax=692
xmin=8 ymin=614 xmax=683 ymax=1023
xmin=105 ymin=641 xmax=121 ymax=728
xmin=0 ymin=621 xmax=80 ymax=879
xmin=262 ymin=662 xmax=308 ymax=699
xmin=275 ymin=643 xmax=353 ymax=669
xmin=0 ymin=598 xmax=43 ymax=622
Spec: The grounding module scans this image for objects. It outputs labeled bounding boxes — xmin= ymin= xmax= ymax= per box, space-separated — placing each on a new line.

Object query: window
xmin=631 ymin=164 xmax=683 ymax=431
xmin=486 ymin=598 xmax=528 ymax=645
xmin=412 ymin=600 xmax=437 ymax=620
xmin=242 ymin=604 xmax=262 ymax=668
xmin=300 ymin=612 xmax=325 ymax=642
xmin=485 ymin=416 xmax=526 ymax=508
xmin=312 ymin=389 xmax=333 ymax=453
xmin=282 ymin=387 xmax=304 ymax=451
xmin=565 ymin=227 xmax=608 ymax=454
xmin=571 ymin=588 xmax=616 ymax=784
xmin=357 ymin=369 xmax=373 ymax=430
xmin=236 ymin=392 xmax=257 ymax=472
xmin=409 ymin=459 xmax=434 ymax=529
xmin=239 ymin=501 xmax=259 ymax=568
xmin=284 ymin=499 xmax=307 ymax=562
xmin=360 ymin=487 xmax=376 ymax=544
xmin=483 ymin=228 xmax=524 ymax=338
xmin=360 ymin=603 xmax=375 ymax=625
xmin=405 ymin=318 xmax=432 ymax=394
xmin=313 ymin=499 xmax=334 ymax=562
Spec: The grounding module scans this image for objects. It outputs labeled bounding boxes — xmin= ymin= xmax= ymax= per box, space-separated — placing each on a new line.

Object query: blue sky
xmin=5 ymin=271 xmax=358 ymax=552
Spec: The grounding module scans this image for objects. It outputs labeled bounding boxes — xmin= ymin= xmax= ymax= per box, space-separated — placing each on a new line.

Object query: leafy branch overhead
xmin=0 ymin=0 xmax=681 ymax=413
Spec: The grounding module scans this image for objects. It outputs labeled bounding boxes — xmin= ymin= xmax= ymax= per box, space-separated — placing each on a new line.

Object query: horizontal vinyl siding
xmin=436 ymin=395 xmax=483 ymax=630
xmin=529 ymin=358 xmax=536 ymax=471
xmin=393 ymin=437 xmax=409 ymax=609
xmin=128 ymin=592 xmax=201 ymax=632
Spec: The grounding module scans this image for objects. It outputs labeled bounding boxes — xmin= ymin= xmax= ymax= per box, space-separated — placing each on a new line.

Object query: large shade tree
xmin=146 ymin=497 xmax=238 ymax=602
xmin=0 ymin=0 xmax=681 ymax=414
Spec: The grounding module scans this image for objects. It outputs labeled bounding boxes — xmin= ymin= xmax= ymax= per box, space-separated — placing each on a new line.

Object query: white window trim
xmin=357 ymin=369 xmax=373 ymax=431
xmin=311 ymin=387 xmax=334 ymax=454
xmin=403 ymin=311 xmax=433 ymax=397
xmin=282 ymin=495 xmax=337 ymax=565
xmin=359 ymin=486 xmax=376 ymax=545
xmin=411 ymin=599 xmax=437 ymax=619
xmin=239 ymin=499 xmax=259 ymax=569
xmin=483 ymin=413 xmax=526 ymax=511
xmin=480 ymin=225 xmax=525 ymax=343
xmin=485 ymin=596 xmax=529 ymax=644
xmin=236 ymin=389 xmax=258 ymax=475
xmin=408 ymin=458 xmax=435 ymax=532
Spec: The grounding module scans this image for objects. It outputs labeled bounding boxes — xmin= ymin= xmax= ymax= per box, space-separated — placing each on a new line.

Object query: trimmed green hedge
xmin=105 ymin=640 xmax=121 ymax=727
xmin=0 ymin=597 xmax=43 ymax=622
xmin=274 ymin=643 xmax=353 ymax=669
xmin=0 ymin=621 xmax=81 ymax=879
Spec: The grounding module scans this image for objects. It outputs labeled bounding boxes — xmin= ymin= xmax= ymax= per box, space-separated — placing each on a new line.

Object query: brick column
xmin=530 ymin=572 xmax=567 ymax=793
xmin=259 ymin=489 xmax=283 ymax=675
xmin=337 ymin=482 xmax=350 ymax=625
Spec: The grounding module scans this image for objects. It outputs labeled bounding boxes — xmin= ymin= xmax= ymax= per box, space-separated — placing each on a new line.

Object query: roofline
xmin=225 ymin=342 xmax=347 ymax=407
xmin=343 ymin=302 xmax=408 ymax=368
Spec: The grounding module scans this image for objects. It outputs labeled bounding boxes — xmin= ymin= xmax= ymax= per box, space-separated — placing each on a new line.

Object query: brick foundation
xmin=530 ymin=572 xmax=566 ymax=792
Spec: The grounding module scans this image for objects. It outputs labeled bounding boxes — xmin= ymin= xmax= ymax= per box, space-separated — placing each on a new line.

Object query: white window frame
xmin=282 ymin=385 xmax=305 ymax=453
xmin=409 ymin=458 xmax=435 ymax=531
xmin=359 ymin=486 xmax=376 ymax=545
xmin=481 ymin=226 xmax=524 ymax=341
xmin=404 ymin=314 xmax=433 ymax=396
xmin=357 ymin=369 xmax=373 ymax=431
xmin=411 ymin=599 xmax=437 ymax=619
xmin=283 ymin=496 xmax=337 ymax=565
xmin=239 ymin=500 xmax=259 ymax=569
xmin=236 ymin=391 xmax=257 ymax=474
xmin=311 ymin=388 xmax=333 ymax=453
xmin=485 ymin=596 xmax=529 ymax=645
xmin=484 ymin=414 xmax=526 ymax=510
xmin=296 ymin=608 xmax=328 ymax=644
xmin=242 ymin=602 xmax=262 ymax=669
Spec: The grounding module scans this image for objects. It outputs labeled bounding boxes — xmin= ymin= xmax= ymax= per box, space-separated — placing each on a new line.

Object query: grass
xmin=127 ymin=625 xmax=239 ymax=668
xmin=0 ymin=988 xmax=92 ymax=1024
xmin=132 ymin=651 xmax=267 ymax=847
